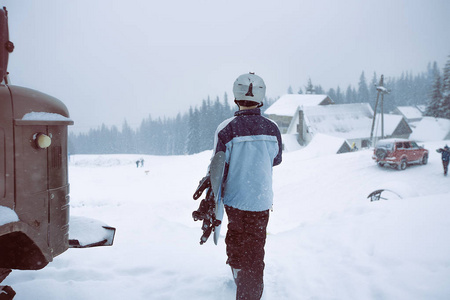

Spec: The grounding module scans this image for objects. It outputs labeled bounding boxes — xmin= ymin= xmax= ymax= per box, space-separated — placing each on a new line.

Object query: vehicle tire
xmin=375 ymin=149 xmax=387 ymax=160
xmin=377 ymin=162 xmax=384 ymax=167
xmin=398 ymin=159 xmax=407 ymax=170
xmin=422 ymin=155 xmax=428 ymax=165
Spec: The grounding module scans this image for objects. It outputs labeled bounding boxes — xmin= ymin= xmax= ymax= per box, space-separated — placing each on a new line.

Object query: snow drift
xmin=3 ymin=137 xmax=450 ymax=300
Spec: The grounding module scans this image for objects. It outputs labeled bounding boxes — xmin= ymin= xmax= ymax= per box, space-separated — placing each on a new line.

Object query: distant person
xmin=136 ymin=160 xmax=140 ymax=168
xmin=140 ymin=158 xmax=144 ymax=167
xmin=208 ymin=72 xmax=282 ymax=299
xmin=437 ymin=145 xmax=450 ymax=176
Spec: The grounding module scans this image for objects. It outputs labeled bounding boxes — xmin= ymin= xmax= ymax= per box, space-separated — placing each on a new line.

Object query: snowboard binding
xmin=192 ymin=176 xmax=222 ymax=245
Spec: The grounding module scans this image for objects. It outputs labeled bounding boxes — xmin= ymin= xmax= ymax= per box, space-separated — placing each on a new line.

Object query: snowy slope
xmin=410 ymin=117 xmax=450 ymax=141
xmin=4 ymin=139 xmax=450 ymax=300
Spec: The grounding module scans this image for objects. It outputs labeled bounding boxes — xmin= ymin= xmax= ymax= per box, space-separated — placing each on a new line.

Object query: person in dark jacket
xmin=437 ymin=145 xmax=450 ymax=175
xmin=210 ymin=72 xmax=282 ymax=300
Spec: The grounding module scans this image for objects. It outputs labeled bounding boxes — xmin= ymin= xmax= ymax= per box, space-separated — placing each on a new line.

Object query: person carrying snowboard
xmin=209 ymin=72 xmax=282 ymax=299
xmin=437 ymin=145 xmax=450 ymax=175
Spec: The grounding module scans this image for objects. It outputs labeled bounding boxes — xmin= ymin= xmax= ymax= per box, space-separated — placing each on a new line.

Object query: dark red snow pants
xmin=225 ymin=205 xmax=270 ymax=300
xmin=443 ymin=160 xmax=449 ymax=175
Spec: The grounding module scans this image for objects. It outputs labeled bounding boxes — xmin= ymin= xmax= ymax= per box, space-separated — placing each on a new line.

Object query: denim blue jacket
xmin=212 ymin=108 xmax=282 ymax=212
xmin=442 ymin=148 xmax=450 ymax=161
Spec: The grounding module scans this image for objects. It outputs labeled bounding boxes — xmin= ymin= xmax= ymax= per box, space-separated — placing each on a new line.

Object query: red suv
xmin=373 ymin=139 xmax=429 ymax=170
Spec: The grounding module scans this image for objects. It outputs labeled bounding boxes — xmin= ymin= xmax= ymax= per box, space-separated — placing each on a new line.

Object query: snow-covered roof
xmin=304 ymin=103 xmax=374 ymax=139
xmin=265 ymin=94 xmax=332 ymax=117
xmin=416 ymin=105 xmax=427 ymax=113
xmin=395 ymin=106 xmax=423 ymax=120
xmin=288 ymin=103 xmax=373 ymax=137
xmin=287 ymin=103 xmax=407 ymax=139
xmin=410 ymin=117 xmax=450 ymax=141
xmin=371 ymin=114 xmax=407 ymax=137
xmin=300 ymin=133 xmax=350 ymax=158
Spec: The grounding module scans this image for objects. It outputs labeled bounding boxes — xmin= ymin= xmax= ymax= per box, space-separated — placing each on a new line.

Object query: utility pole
xmin=370 ymin=75 xmax=390 ymax=145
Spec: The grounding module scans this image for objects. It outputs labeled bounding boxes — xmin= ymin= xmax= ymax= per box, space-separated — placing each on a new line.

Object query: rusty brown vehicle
xmin=0 ymin=7 xmax=115 ymax=297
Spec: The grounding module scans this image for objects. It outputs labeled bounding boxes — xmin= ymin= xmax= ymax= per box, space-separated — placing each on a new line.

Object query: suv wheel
xmin=422 ymin=155 xmax=428 ymax=165
xmin=375 ymin=148 xmax=387 ymax=159
xmin=398 ymin=159 xmax=407 ymax=170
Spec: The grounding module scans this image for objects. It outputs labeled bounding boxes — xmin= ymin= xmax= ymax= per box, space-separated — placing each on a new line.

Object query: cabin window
xmin=411 ymin=141 xmax=419 ymax=149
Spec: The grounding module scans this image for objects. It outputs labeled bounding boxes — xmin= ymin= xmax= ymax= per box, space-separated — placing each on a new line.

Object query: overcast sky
xmin=4 ymin=0 xmax=450 ymax=133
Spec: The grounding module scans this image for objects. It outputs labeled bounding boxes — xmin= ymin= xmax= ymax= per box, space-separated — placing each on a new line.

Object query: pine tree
xmin=345 ymin=85 xmax=357 ymax=103
xmin=200 ymin=97 xmax=216 ymax=151
xmin=305 ymin=78 xmax=314 ymax=94
xmin=187 ymin=107 xmax=201 ymax=154
xmin=442 ymin=56 xmax=450 ymax=96
xmin=213 ymin=96 xmax=223 ymax=124
xmin=358 ymin=71 xmax=370 ymax=103
xmin=425 ymin=72 xmax=443 ymax=118
xmin=110 ymin=125 xmax=120 ymax=154
xmin=369 ymin=72 xmax=378 ymax=103
xmin=327 ymin=88 xmax=337 ymax=102
xmin=440 ymin=55 xmax=450 ymax=119
xmin=287 ymin=86 xmax=294 ymax=94
xmin=383 ymin=77 xmax=396 ymax=113
xmin=223 ymin=92 xmax=232 ymax=117
xmin=413 ymin=72 xmax=428 ymax=106
xmin=335 ymin=86 xmax=343 ymax=103
xmin=314 ymin=85 xmax=324 ymax=94
xmin=120 ymin=119 xmax=135 ymax=153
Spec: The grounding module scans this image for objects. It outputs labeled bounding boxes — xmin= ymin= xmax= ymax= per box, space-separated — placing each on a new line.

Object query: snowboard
xmin=210 ymin=152 xmax=225 ymax=245
xmin=192 ymin=151 xmax=226 ymax=245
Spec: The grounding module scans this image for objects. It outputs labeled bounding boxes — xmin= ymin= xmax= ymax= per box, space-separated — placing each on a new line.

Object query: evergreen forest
xmin=69 ymin=58 xmax=450 ymax=156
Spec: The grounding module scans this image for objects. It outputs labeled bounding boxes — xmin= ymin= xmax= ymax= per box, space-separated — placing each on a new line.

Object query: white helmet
xmin=233 ymin=72 xmax=266 ymax=107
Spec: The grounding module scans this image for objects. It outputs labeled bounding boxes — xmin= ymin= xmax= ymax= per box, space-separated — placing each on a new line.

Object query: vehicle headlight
xmin=34 ymin=133 xmax=52 ymax=149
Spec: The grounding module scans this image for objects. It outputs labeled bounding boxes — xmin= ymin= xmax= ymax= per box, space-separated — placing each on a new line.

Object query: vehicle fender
xmin=0 ymin=221 xmax=52 ymax=270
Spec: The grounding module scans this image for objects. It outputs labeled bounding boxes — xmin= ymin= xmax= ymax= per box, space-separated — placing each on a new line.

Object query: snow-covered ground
xmin=4 ymin=138 xmax=450 ymax=299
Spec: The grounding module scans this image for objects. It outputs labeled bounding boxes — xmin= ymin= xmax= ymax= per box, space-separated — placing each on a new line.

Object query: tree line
xmin=289 ymin=63 xmax=438 ymax=113
xmin=424 ymin=57 xmax=450 ymax=119
xmin=69 ymin=94 xmax=276 ymax=155
xmin=69 ymin=58 xmax=450 ymax=156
